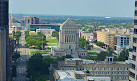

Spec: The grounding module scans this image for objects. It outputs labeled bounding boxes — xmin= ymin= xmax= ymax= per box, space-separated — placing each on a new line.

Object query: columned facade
xmin=52 ymin=19 xmax=87 ymax=58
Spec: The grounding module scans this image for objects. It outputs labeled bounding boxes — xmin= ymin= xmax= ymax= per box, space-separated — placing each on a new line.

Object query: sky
xmin=10 ymin=0 xmax=135 ymax=17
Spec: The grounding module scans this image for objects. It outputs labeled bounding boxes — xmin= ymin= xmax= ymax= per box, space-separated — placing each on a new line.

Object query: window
xmin=101 ymin=67 xmax=105 ymax=71
xmin=95 ymin=67 xmax=99 ymax=71
xmin=136 ymin=1 xmax=137 ymax=7
xmin=123 ymin=76 xmax=128 ymax=79
xmin=133 ymin=55 xmax=136 ymax=61
xmin=100 ymin=72 xmax=105 ymax=75
xmin=90 ymin=72 xmax=93 ymax=75
xmin=89 ymin=67 xmax=93 ymax=71
xmin=118 ymin=76 xmax=122 ymax=79
xmin=112 ymin=67 xmax=117 ymax=71
xmin=134 ymin=28 xmax=137 ymax=34
xmin=131 ymin=64 xmax=135 ymax=70
xmin=123 ymin=72 xmax=128 ymax=75
xmin=95 ymin=72 xmax=99 ymax=75
xmin=118 ymin=68 xmax=123 ymax=71
xmin=124 ymin=68 xmax=128 ymax=71
xmin=133 ymin=46 xmax=136 ymax=52
xmin=118 ymin=72 xmax=122 ymax=75
xmin=106 ymin=67 xmax=111 ymax=71
xmin=133 ymin=37 xmax=137 ymax=43
xmin=112 ymin=72 xmax=117 ymax=75
xmin=106 ymin=72 xmax=111 ymax=75
xmin=84 ymin=67 xmax=87 ymax=70
xmin=135 ymin=10 xmax=137 ymax=16
xmin=112 ymin=76 xmax=117 ymax=79
xmin=130 ymin=72 xmax=135 ymax=79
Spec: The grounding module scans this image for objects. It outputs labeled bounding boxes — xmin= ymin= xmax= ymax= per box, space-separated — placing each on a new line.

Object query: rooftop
xmin=55 ymin=70 xmax=85 ymax=81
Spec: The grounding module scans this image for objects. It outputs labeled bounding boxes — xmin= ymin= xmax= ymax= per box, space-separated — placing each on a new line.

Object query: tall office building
xmin=129 ymin=0 xmax=137 ymax=81
xmin=26 ymin=17 xmax=39 ymax=30
xmin=0 ymin=0 xmax=9 ymax=81
xmin=26 ymin=17 xmax=39 ymax=25
xmin=0 ymin=28 xmax=6 ymax=81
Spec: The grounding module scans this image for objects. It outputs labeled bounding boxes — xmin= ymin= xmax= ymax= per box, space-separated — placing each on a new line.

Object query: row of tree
xmin=52 ymin=31 xmax=59 ymax=40
xmin=14 ymin=31 xmax=21 ymax=46
xmin=97 ymin=48 xmax=129 ymax=61
xmin=11 ymin=51 xmax=20 ymax=78
xmin=79 ymin=37 xmax=92 ymax=50
xmin=25 ymin=31 xmax=47 ymax=50
xmin=27 ymin=54 xmax=72 ymax=81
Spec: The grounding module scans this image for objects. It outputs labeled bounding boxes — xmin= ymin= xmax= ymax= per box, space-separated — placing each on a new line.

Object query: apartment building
xmin=97 ymin=28 xmax=117 ymax=49
xmin=50 ymin=58 xmax=130 ymax=81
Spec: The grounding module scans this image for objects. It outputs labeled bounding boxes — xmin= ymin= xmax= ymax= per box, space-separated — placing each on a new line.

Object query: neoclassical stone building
xmin=52 ymin=19 xmax=87 ymax=58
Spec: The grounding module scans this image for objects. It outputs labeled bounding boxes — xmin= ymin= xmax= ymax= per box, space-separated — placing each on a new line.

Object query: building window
xmin=101 ymin=67 xmax=105 ymax=71
xmin=135 ymin=1 xmax=137 ymax=7
xmin=95 ymin=67 xmax=99 ymax=71
xmin=123 ymin=72 xmax=128 ymax=75
xmin=136 ymin=10 xmax=137 ymax=16
xmin=129 ymin=72 xmax=135 ymax=79
xmin=84 ymin=67 xmax=87 ymax=71
xmin=112 ymin=76 xmax=117 ymax=79
xmin=95 ymin=72 xmax=99 ymax=75
xmin=118 ymin=72 xmax=122 ymax=75
xmin=133 ymin=46 xmax=136 ymax=52
xmin=90 ymin=72 xmax=93 ymax=75
xmin=89 ymin=67 xmax=93 ymax=71
xmin=100 ymin=72 xmax=105 ymax=75
xmin=134 ymin=28 xmax=137 ymax=34
xmin=133 ymin=37 xmax=137 ymax=43
xmin=112 ymin=72 xmax=117 ymax=75
xmin=77 ymin=67 xmax=80 ymax=71
xmin=118 ymin=76 xmax=122 ymax=80
xmin=106 ymin=67 xmax=111 ymax=71
xmin=112 ymin=67 xmax=117 ymax=71
xmin=123 ymin=76 xmax=128 ymax=80
xmin=118 ymin=68 xmax=123 ymax=71
xmin=131 ymin=64 xmax=135 ymax=70
xmin=106 ymin=72 xmax=111 ymax=75
xmin=133 ymin=55 xmax=136 ymax=61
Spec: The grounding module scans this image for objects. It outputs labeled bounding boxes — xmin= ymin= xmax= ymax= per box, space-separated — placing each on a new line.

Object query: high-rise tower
xmin=129 ymin=0 xmax=137 ymax=81
xmin=0 ymin=0 xmax=9 ymax=81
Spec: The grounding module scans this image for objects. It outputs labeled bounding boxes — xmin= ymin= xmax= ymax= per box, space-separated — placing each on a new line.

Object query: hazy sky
xmin=10 ymin=0 xmax=135 ymax=17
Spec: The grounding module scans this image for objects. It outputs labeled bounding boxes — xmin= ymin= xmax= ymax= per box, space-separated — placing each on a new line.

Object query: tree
xmin=85 ymin=44 xmax=91 ymax=50
xmin=79 ymin=37 xmax=89 ymax=49
xmin=52 ymin=31 xmax=59 ymax=40
xmin=97 ymin=51 xmax=107 ymax=61
xmin=106 ymin=47 xmax=114 ymax=56
xmin=27 ymin=54 xmax=44 ymax=80
xmin=96 ymin=41 xmax=104 ymax=47
xmin=117 ymin=49 xmax=129 ymax=61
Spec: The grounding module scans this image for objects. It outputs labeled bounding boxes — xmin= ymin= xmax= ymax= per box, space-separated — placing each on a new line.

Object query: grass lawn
xmin=47 ymin=44 xmax=58 ymax=46
xmin=30 ymin=51 xmax=50 ymax=55
xmin=87 ymin=52 xmax=98 ymax=55
xmin=46 ymin=38 xmax=58 ymax=43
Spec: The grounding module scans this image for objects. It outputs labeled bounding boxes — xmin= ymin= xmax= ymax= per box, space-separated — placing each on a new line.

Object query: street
xmin=14 ymin=30 xmax=30 ymax=81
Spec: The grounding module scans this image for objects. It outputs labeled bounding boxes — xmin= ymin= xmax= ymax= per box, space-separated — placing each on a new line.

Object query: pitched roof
xmin=62 ymin=18 xmax=78 ymax=28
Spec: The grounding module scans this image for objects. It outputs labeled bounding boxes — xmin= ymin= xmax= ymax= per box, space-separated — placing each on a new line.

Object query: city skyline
xmin=10 ymin=0 xmax=134 ymax=17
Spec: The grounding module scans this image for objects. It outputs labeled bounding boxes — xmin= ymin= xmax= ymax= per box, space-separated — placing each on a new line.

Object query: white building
xmin=36 ymin=29 xmax=55 ymax=37
xmin=115 ymin=34 xmax=130 ymax=54
xmin=52 ymin=19 xmax=87 ymax=58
